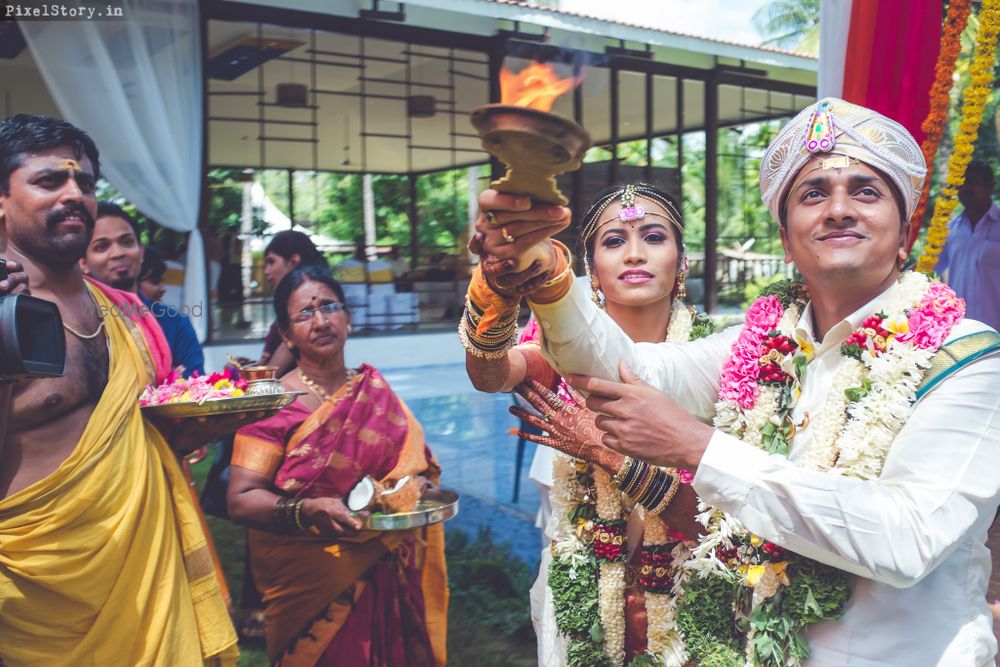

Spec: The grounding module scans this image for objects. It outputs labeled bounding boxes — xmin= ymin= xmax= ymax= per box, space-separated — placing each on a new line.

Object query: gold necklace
xmin=63 ymin=287 xmax=105 ymax=340
xmin=298 ymin=367 xmax=357 ymax=401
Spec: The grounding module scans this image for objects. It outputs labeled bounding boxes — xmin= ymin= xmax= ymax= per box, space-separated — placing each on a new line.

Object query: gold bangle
xmin=612 ymin=456 xmax=634 ymax=488
xmin=293 ymin=498 xmax=305 ymax=531
xmin=630 ymin=465 xmax=657 ymax=504
xmin=541 ymin=240 xmax=573 ymax=288
xmin=459 ymin=318 xmax=517 ymax=359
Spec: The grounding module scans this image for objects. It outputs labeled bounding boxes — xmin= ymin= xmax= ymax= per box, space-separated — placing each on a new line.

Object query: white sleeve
xmin=529 ymin=281 xmax=739 ymax=423
xmin=692 ymin=351 xmax=1000 ymax=588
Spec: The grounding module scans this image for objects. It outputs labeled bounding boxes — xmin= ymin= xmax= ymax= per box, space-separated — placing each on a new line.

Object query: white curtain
xmin=21 ymin=0 xmax=207 ymax=341
xmin=818 ymin=0 xmax=854 ymax=99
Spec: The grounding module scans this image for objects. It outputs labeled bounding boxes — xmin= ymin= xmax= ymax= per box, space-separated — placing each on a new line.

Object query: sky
xmin=560 ymin=0 xmax=772 ymax=46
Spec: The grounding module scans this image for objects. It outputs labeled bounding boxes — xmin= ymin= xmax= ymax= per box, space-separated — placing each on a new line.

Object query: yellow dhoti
xmin=0 ymin=285 xmax=238 ymax=666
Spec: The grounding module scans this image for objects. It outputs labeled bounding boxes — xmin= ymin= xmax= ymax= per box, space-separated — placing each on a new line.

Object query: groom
xmin=469 ymin=99 xmax=1000 ymax=665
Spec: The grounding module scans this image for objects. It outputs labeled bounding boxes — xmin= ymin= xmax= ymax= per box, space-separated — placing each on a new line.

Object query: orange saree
xmin=232 ymin=364 xmax=447 ymax=667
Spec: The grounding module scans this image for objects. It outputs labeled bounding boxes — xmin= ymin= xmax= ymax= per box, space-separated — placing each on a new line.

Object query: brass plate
xmin=140 ymin=391 xmax=306 ymax=418
xmin=361 ymin=489 xmax=459 ymax=531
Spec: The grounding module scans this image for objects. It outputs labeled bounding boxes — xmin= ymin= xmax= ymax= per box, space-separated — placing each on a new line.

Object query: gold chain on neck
xmin=63 ymin=286 xmax=105 ymax=340
xmin=298 ymin=367 xmax=358 ymax=401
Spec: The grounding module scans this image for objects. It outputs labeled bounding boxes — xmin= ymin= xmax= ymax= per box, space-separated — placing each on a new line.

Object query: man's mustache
xmin=46 ymin=205 xmax=95 ymax=230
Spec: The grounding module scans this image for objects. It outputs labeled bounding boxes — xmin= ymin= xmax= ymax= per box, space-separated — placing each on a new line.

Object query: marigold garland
xmin=917 ymin=0 xmax=1000 ymax=272
xmin=906 ymin=0 xmax=972 ymax=253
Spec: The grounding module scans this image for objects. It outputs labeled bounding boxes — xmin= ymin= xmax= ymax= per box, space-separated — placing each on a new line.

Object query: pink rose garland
xmin=719 ymin=295 xmax=785 ymax=409
xmin=896 ymin=282 xmax=965 ymax=350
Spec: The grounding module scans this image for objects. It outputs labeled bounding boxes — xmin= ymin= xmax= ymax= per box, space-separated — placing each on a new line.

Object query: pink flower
xmin=718 ymin=296 xmax=784 ymax=409
xmin=745 ymin=295 xmax=784 ymax=336
xmin=896 ymin=282 xmax=965 ymax=350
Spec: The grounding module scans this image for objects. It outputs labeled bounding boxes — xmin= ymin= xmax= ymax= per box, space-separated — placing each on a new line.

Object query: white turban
xmin=759 ymin=98 xmax=926 ymax=222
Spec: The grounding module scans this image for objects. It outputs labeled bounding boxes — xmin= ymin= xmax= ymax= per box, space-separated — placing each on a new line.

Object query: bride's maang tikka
xmin=581 ymin=184 xmax=683 ymax=249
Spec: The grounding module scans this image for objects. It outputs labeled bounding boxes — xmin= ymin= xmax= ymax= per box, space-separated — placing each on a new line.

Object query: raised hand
xmin=510 ymin=379 xmax=624 ymax=473
xmin=469 ymin=189 xmax=570 ymax=296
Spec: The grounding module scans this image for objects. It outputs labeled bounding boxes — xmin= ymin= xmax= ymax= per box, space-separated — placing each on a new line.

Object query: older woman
xmin=228 ymin=265 xmax=447 ymax=667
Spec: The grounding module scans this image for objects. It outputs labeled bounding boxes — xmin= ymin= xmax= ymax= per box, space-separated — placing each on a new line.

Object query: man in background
xmin=82 ymin=201 xmax=204 ymax=376
xmin=937 ymin=159 xmax=1000 ymax=330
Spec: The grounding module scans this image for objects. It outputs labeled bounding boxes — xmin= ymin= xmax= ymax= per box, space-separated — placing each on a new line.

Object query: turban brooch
xmin=759 ymin=98 xmax=926 ymax=222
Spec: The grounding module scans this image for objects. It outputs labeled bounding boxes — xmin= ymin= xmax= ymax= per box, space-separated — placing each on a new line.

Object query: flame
xmin=500 ymin=62 xmax=582 ymax=112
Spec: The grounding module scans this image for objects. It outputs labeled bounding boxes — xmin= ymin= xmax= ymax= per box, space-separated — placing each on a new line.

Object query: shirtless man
xmin=0 ymin=114 xmax=240 ymax=665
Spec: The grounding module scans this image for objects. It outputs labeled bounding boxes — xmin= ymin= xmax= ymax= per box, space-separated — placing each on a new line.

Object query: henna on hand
xmin=481 ymin=256 xmax=550 ymax=298
xmin=510 ymin=379 xmax=624 ymax=472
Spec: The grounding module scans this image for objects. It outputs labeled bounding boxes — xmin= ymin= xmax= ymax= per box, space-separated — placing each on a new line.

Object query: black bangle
xmin=640 ymin=470 xmax=671 ymax=508
xmin=621 ymin=458 xmax=644 ymax=491
xmin=274 ymin=497 xmax=289 ymax=529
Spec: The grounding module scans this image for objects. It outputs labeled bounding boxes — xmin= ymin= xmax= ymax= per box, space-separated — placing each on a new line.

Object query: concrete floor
xmin=381 ymin=362 xmax=543 ymax=568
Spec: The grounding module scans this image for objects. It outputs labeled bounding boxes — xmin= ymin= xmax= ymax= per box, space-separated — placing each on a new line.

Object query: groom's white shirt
xmin=532 ymin=279 xmax=1000 ymax=666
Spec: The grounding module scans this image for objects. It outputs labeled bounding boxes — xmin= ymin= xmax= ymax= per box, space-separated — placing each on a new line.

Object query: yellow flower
xmin=741 ymin=564 xmax=766 ymax=587
xmin=231 ymin=388 xmax=245 ymax=397
xmin=741 ymin=560 xmax=791 ymax=588
xmin=750 ymin=534 xmax=764 ymax=547
xmin=213 ymin=379 xmax=231 ymax=390
xmin=884 ymin=315 xmax=909 ymax=335
xmin=795 ymin=334 xmax=815 ymax=361
xmin=918 ymin=0 xmax=1000 ymax=273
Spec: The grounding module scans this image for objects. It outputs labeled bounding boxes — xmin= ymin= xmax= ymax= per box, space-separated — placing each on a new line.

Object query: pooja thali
xmin=359 ymin=489 xmax=460 ymax=531
xmin=140 ymin=391 xmax=306 ymax=419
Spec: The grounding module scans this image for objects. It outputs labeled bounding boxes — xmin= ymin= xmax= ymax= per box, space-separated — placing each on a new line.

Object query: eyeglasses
xmin=289 ymin=301 xmax=346 ymax=324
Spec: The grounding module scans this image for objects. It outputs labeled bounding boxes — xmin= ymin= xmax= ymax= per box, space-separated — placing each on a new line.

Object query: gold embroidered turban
xmin=759 ymin=98 xmax=926 ymax=222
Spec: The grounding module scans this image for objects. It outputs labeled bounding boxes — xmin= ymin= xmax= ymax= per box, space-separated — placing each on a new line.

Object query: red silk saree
xmin=233 ymin=364 xmax=448 ymax=666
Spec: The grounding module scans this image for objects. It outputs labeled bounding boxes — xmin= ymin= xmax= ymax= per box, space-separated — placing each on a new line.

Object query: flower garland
xmin=678 ymin=273 xmax=965 ymax=666
xmin=917 ymin=0 xmax=1000 ymax=272
xmin=906 ymin=0 xmax=972 ymax=253
xmin=549 ymin=300 xmax=714 ymax=667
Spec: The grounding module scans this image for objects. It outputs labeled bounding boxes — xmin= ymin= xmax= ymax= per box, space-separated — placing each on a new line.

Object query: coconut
xmin=347 ymin=475 xmax=383 ymax=512
xmin=379 ymin=475 xmax=421 ymax=514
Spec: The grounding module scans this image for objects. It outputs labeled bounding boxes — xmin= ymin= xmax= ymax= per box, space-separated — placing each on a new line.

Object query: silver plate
xmin=361 ymin=489 xmax=459 ymax=531
xmin=140 ymin=391 xmax=306 ymax=418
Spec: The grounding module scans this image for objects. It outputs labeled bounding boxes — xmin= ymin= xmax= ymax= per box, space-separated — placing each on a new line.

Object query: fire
xmin=499 ymin=62 xmax=582 ymax=112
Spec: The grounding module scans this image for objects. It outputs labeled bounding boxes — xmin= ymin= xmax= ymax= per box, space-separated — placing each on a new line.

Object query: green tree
xmin=753 ymin=0 xmax=820 ymax=54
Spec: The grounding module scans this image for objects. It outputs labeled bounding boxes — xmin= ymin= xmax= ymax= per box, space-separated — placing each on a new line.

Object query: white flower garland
xmin=595 ymin=467 xmax=627 ymax=666
xmin=683 ymin=271 xmax=962 ymax=665
xmin=550 ymin=299 xmax=695 ymax=666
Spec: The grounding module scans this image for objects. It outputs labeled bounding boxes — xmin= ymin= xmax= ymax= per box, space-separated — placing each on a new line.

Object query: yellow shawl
xmin=0 ymin=284 xmax=237 ymax=666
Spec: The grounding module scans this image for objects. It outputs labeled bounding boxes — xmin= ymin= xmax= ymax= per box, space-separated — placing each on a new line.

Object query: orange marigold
xmin=907 ymin=0 xmax=972 ymax=252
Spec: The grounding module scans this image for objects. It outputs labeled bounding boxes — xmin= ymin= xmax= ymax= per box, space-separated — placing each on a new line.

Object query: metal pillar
xmin=408 ymin=173 xmax=419 ymax=269
xmin=644 ymin=72 xmax=653 ymax=182
xmin=610 ymin=66 xmax=619 ymax=184
xmin=704 ymin=74 xmax=719 ymax=314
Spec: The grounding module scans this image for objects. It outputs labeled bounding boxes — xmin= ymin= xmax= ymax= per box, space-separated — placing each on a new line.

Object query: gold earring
xmin=346 ymin=324 xmax=353 ymax=335
xmin=675 ymin=271 xmax=687 ymax=301
xmin=589 ymin=276 xmax=605 ymax=310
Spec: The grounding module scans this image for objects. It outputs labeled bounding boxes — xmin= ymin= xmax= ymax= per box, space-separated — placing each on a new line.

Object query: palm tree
xmin=752 ymin=0 xmax=820 ymax=54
